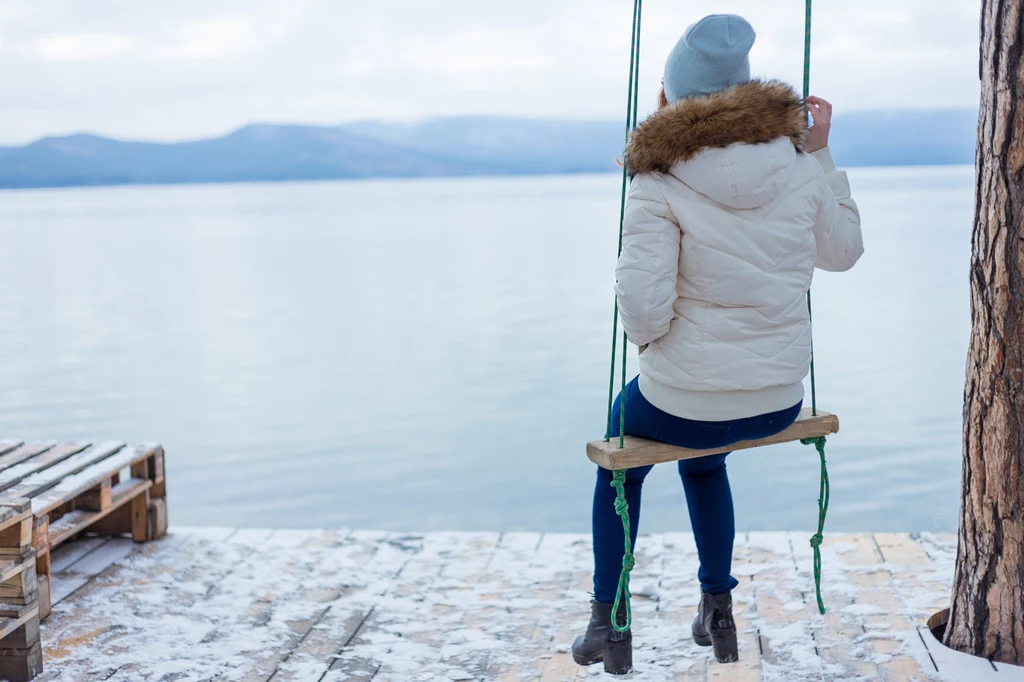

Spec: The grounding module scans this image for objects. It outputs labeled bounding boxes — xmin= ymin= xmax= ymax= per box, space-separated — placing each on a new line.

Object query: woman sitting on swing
xmin=573 ymin=13 xmax=863 ymax=669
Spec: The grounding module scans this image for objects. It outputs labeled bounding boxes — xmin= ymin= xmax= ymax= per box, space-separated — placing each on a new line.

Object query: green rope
xmin=802 ymin=436 xmax=830 ymax=614
xmin=606 ymin=0 xmax=643 ymax=445
xmin=604 ymin=0 xmax=643 ymax=633
xmin=807 ymin=293 xmax=818 ymax=416
xmin=802 ymin=0 xmax=818 ymax=417
xmin=802 ymin=0 xmax=813 ymax=101
xmin=801 ymin=0 xmax=829 ymax=614
xmin=610 ymin=470 xmax=635 ymax=632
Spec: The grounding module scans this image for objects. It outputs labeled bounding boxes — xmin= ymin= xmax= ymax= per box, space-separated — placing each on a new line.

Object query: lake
xmin=0 ymin=167 xmax=973 ymax=534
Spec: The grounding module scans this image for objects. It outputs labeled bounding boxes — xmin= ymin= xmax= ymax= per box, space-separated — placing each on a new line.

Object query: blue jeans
xmin=593 ymin=376 xmax=801 ymax=601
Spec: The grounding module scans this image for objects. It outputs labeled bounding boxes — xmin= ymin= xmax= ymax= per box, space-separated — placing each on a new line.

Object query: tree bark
xmin=945 ymin=0 xmax=1024 ymax=664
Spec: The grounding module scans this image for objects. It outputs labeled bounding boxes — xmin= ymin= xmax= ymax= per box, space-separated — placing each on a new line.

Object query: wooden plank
xmin=151 ymin=477 xmax=166 ymax=500
xmin=0 ymin=602 xmax=34 ymax=620
xmin=25 ymin=443 xmax=159 ymax=517
xmin=328 ymin=532 xmax=462 ymax=680
xmin=129 ymin=489 xmax=148 ymax=542
xmin=223 ymin=531 xmax=385 ymax=682
xmin=539 ymin=533 xmax=601 ymax=681
xmin=1 ymin=616 xmax=39 ymax=656
xmin=0 ymin=604 xmax=37 ymax=642
xmin=47 ymin=478 xmax=152 ymax=547
xmin=49 ymin=537 xmax=109 ymax=574
xmin=0 ymin=442 xmax=123 ymax=508
xmin=150 ymin=449 xmax=165 ymax=479
xmin=269 ymin=607 xmax=375 ymax=682
xmin=0 ymin=640 xmax=42 ymax=682
xmin=36 ymin=575 xmax=50 ymax=621
xmin=50 ymin=537 xmax=137 ymax=605
xmin=490 ymin=533 xmax=590 ymax=682
xmin=438 ymin=531 xmax=501 ymax=583
xmin=77 ymin=480 xmax=112 ymax=512
xmin=588 ymin=409 xmax=839 ymax=470
xmin=32 ymin=516 xmax=48 ymax=554
xmin=0 ymin=513 xmax=32 ymax=555
xmin=0 ymin=443 xmax=53 ymax=474
xmin=0 ymin=563 xmax=36 ymax=604
xmin=147 ymin=497 xmax=168 ymax=541
xmin=651 ymin=533 xmax=707 ymax=682
xmin=50 ymin=529 xmax=210 ymax=617
xmin=873 ymin=533 xmax=932 ymax=570
xmin=746 ymin=532 xmax=824 ymax=680
xmin=57 ymin=537 xmax=135 ymax=579
xmin=797 ymin=534 xmax=882 ymax=681
xmin=0 ymin=442 xmax=90 ymax=494
xmin=0 ymin=553 xmax=33 ymax=585
xmin=272 ymin=532 xmax=423 ymax=675
xmin=708 ymin=533 xmax=763 ymax=681
xmin=842 ymin=545 xmax=934 ymax=681
xmin=0 ymin=441 xmax=25 ymax=459
xmin=470 ymin=532 xmax=547 ymax=680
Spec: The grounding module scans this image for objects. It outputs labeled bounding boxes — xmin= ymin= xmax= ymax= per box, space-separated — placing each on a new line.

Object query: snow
xmin=30 ymin=528 xmax=1024 ymax=681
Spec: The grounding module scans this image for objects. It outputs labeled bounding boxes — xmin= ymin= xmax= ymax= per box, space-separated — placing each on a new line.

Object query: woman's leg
xmin=671 ymin=402 xmax=803 ymax=595
xmin=677 ymin=455 xmax=740 ymax=594
xmin=591 ymin=377 xmax=661 ymax=603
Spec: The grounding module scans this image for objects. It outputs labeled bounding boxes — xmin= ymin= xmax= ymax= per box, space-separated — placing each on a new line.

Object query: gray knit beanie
xmin=662 ymin=14 xmax=756 ymax=103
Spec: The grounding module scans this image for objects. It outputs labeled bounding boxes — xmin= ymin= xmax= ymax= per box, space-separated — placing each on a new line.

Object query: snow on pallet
xmin=26 ymin=528 xmax=1020 ymax=681
xmin=0 ymin=440 xmax=169 ymax=680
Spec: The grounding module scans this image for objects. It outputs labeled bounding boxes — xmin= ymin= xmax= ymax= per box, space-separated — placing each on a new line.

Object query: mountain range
xmin=0 ymin=109 xmax=977 ymax=190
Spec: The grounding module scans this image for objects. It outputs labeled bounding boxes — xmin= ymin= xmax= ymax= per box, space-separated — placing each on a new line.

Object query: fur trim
xmin=625 ymin=80 xmax=807 ymax=176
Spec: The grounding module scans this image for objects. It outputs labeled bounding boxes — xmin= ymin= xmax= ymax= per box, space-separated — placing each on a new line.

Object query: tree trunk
xmin=945 ymin=0 xmax=1024 ymax=664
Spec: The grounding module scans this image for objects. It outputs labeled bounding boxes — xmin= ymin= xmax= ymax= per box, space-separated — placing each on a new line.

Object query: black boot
xmin=692 ymin=591 xmax=739 ymax=663
xmin=571 ymin=600 xmax=633 ymax=675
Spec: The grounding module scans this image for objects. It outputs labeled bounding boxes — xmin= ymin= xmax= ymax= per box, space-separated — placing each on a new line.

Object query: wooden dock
xmin=30 ymin=528 xmax=1023 ymax=681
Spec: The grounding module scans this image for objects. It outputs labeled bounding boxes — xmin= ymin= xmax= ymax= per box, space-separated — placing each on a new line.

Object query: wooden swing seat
xmin=587 ymin=408 xmax=839 ymax=471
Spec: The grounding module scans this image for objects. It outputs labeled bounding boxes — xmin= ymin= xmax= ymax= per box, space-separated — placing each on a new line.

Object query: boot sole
xmin=693 ymin=627 xmax=738 ymax=663
xmin=572 ymin=637 xmax=633 ymax=675
xmin=711 ymin=628 xmax=739 ymax=663
xmin=571 ymin=650 xmax=601 ymax=666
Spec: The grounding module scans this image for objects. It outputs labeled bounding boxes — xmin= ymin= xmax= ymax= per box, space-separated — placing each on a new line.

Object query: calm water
xmin=0 ymin=168 xmax=972 ymax=533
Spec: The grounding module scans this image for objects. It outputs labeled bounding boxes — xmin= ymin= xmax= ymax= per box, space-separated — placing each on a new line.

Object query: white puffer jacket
xmin=616 ymin=80 xmax=863 ymax=421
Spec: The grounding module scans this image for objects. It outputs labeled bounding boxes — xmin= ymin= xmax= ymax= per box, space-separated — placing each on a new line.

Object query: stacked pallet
xmin=0 ymin=503 xmax=40 ymax=682
xmin=0 ymin=441 xmax=168 ymax=681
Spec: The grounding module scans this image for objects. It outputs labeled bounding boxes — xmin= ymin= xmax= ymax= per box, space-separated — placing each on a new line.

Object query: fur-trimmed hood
xmin=625 ymin=80 xmax=807 ymax=177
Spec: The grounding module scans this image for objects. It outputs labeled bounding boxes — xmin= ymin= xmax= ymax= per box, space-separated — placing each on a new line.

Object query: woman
xmin=573 ymin=14 xmax=863 ymax=670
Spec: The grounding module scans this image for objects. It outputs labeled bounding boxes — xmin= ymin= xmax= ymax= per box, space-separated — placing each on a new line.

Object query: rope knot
xmin=809 ymin=533 xmax=823 ymax=549
xmin=801 ymin=436 xmax=827 ymax=457
xmin=622 ymin=554 xmax=635 ymax=571
xmin=614 ymin=496 xmax=629 ymax=516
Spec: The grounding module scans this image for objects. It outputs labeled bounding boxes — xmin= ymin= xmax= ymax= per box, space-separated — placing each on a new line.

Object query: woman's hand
xmin=805 ymin=96 xmax=833 ymax=153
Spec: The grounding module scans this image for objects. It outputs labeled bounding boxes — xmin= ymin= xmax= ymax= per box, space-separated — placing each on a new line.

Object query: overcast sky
xmin=0 ymin=0 xmax=981 ymax=144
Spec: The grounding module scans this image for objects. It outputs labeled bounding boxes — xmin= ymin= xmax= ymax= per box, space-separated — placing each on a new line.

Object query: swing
xmin=592 ymin=0 xmax=834 ymax=639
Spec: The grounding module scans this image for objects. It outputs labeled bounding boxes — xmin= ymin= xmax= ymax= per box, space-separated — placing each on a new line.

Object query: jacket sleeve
xmin=810 ymin=147 xmax=864 ymax=272
xmin=614 ymin=175 xmax=681 ymax=347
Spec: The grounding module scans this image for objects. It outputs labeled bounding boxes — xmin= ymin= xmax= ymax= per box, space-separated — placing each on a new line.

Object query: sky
xmin=0 ymin=0 xmax=981 ymax=145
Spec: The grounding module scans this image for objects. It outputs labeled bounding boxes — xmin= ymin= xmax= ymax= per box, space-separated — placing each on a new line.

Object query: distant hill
xmin=0 ymin=110 xmax=977 ymax=190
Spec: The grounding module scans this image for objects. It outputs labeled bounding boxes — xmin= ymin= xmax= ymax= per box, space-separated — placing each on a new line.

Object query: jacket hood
xmin=625 ymin=80 xmax=808 ymax=209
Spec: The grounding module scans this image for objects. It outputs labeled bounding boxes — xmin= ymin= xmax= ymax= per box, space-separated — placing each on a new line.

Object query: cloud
xmin=0 ymin=0 xmax=982 ymax=144
xmin=32 ymin=32 xmax=133 ymax=61
xmin=157 ymin=16 xmax=265 ymax=61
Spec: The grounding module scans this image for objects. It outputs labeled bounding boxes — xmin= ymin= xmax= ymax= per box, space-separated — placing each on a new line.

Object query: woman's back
xmin=615 ymin=80 xmax=863 ymax=421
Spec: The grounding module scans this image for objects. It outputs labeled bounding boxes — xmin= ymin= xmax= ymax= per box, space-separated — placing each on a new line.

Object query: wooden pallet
xmin=0 ymin=440 xmax=169 ymax=681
